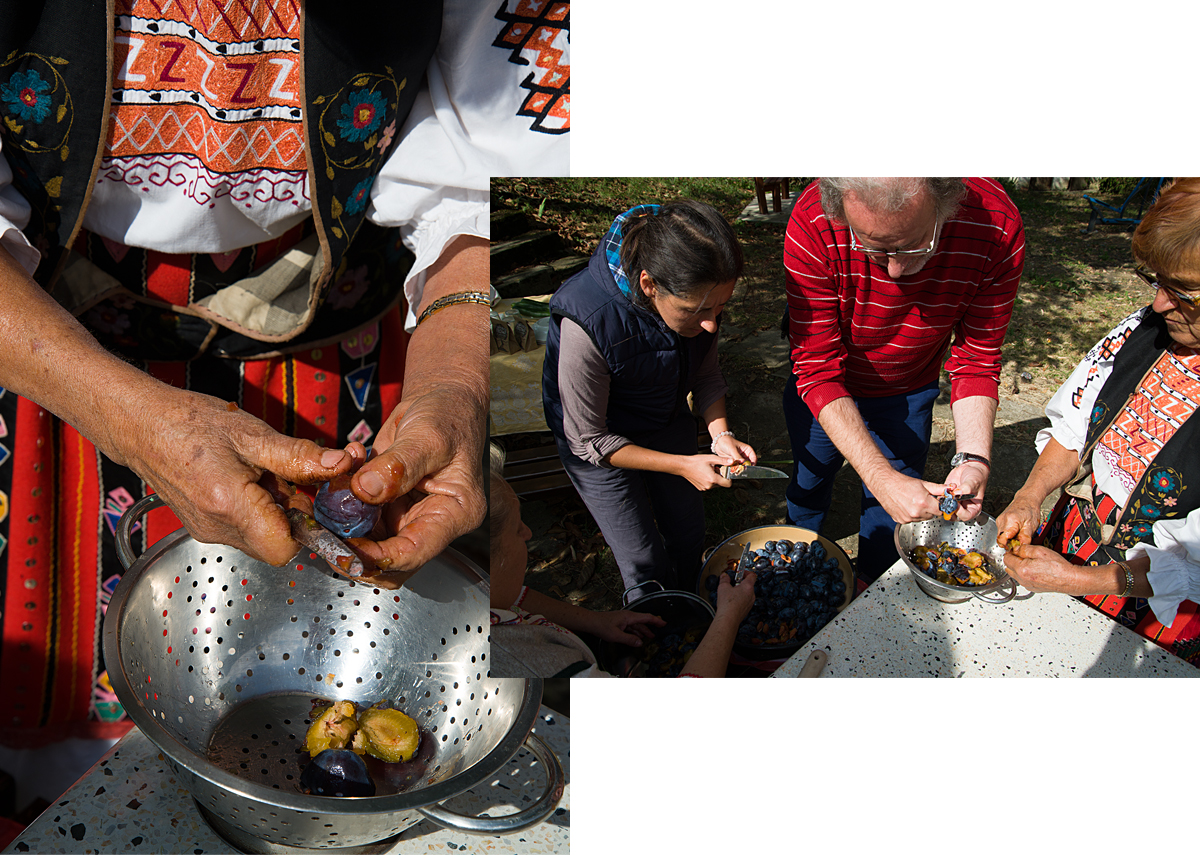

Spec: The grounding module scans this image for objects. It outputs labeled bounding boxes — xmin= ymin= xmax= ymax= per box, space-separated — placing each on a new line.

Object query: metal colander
xmin=894 ymin=513 xmax=1019 ymax=604
xmin=103 ymin=495 xmax=562 ymax=853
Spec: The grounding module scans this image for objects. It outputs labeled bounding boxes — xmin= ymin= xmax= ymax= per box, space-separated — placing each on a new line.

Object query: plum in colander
xmin=300 ymin=749 xmax=376 ymax=797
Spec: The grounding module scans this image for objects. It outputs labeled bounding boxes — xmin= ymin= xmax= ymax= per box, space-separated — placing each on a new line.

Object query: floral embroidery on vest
xmin=313 ymin=71 xmax=405 ymax=242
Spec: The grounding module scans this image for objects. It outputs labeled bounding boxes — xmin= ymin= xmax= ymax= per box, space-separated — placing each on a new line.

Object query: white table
xmin=2 ymin=706 xmax=570 ymax=854
xmin=773 ymin=561 xmax=1198 ymax=677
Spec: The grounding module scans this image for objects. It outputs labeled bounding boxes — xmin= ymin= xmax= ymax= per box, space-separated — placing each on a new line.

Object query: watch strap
xmin=950 ymin=452 xmax=990 ymax=469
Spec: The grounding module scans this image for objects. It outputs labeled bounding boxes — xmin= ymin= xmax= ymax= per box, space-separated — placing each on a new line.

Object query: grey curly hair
xmin=819 ymin=178 xmax=967 ymax=225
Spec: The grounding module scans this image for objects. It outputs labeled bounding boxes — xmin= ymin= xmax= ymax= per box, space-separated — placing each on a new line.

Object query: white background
xmin=563 ymin=4 xmax=1195 ymax=852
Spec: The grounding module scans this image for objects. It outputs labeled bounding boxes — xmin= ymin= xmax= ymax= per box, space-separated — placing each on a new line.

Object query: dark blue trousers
xmin=782 ymin=378 xmax=941 ymax=584
xmin=553 ymin=418 xmax=704 ymax=599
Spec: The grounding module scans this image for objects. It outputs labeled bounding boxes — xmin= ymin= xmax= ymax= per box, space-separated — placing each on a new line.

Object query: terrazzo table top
xmin=773 ymin=561 xmax=1198 ymax=677
xmin=2 ymin=706 xmax=569 ymax=854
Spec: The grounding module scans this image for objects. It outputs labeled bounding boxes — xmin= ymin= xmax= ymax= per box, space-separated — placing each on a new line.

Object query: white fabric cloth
xmin=490 ymin=606 xmax=610 ymax=679
xmin=0 ymin=1 xmax=569 ymax=331
xmin=1036 ymin=306 xmax=1200 ymax=625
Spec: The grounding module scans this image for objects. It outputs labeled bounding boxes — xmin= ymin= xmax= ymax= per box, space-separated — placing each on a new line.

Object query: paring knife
xmin=733 ymin=541 xmax=754 ymax=583
xmin=719 ymin=463 xmax=790 ymax=480
xmin=287 ymin=508 xmax=367 ymax=577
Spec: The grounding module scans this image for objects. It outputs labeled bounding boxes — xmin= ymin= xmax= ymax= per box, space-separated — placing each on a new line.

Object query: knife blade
xmin=719 ymin=463 xmax=790 ymax=480
xmin=287 ymin=508 xmax=367 ymax=577
xmin=733 ymin=541 xmax=753 ymax=583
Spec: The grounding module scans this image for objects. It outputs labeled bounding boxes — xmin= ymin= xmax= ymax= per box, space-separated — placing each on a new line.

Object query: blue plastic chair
xmin=1082 ymin=178 xmax=1168 ymax=233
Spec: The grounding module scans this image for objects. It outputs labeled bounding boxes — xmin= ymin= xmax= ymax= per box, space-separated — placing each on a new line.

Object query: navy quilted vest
xmin=542 ymin=245 xmax=717 ymax=444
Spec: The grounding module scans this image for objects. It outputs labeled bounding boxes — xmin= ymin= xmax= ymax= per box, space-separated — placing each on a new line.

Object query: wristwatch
xmin=949 ymin=452 xmax=990 ymax=470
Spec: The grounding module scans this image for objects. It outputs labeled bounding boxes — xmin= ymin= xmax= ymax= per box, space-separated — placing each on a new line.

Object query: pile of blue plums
xmin=704 ymin=538 xmax=847 ymax=648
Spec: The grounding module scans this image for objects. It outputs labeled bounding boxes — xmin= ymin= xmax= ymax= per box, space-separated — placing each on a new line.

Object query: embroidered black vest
xmin=0 ymin=0 xmax=441 ymax=355
xmin=1068 ymin=309 xmax=1198 ymax=551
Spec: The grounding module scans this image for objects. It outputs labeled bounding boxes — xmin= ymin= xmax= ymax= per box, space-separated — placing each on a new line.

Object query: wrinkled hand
xmin=945 ymin=461 xmax=989 ymax=521
xmin=679 ymin=453 xmax=733 ymax=491
xmin=996 ymin=490 xmax=1044 ymax=548
xmin=589 ymin=610 xmax=667 ymax=647
xmin=712 ymin=434 xmax=757 ymax=466
xmin=120 ymin=390 xmax=353 ymax=566
xmin=1003 ymin=543 xmax=1095 ymax=595
xmin=871 ymin=470 xmax=945 ymax=524
xmin=338 ymin=382 xmax=487 ymax=582
xmin=715 ymin=570 xmax=757 ymax=623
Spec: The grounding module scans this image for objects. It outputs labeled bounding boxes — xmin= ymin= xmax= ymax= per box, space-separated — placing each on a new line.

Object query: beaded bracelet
xmin=710 ymin=430 xmax=734 ymax=453
xmin=415 ymin=291 xmax=491 ymax=327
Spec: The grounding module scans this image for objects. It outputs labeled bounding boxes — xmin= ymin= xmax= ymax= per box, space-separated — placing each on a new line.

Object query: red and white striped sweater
xmin=783 ymin=178 xmax=1024 ymax=418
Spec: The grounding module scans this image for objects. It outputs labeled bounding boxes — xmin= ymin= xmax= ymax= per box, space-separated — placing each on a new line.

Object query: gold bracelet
xmin=415 ymin=291 xmax=491 ymax=327
xmin=1113 ymin=559 xmax=1135 ymax=598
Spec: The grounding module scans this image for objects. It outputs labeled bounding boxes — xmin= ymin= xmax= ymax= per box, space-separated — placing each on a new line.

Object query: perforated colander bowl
xmin=103 ymin=495 xmax=562 ymax=852
xmin=894 ymin=513 xmax=1018 ymax=604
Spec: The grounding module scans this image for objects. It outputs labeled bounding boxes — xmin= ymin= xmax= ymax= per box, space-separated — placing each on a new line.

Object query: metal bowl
xmin=596 ymin=581 xmax=715 ymax=677
xmin=893 ymin=513 xmax=1018 ymax=604
xmin=698 ymin=525 xmax=854 ymax=660
xmin=103 ymin=495 xmax=563 ymax=852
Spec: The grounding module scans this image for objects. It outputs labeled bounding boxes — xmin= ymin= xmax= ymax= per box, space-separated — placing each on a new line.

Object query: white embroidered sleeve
xmin=367 ymin=1 xmax=569 ymax=330
xmin=1035 ymin=308 xmax=1150 ymax=455
xmin=1126 ymin=513 xmax=1200 ymax=627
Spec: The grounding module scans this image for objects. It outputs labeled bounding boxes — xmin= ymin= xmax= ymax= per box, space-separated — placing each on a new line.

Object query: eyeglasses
xmin=1134 ymin=264 xmax=1200 ymax=307
xmin=848 ymin=217 xmax=939 ymax=258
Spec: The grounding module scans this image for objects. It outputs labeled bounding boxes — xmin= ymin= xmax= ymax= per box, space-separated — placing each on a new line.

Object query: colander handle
xmin=415 ymin=732 xmax=565 ymax=835
xmin=115 ymin=493 xmax=166 ymax=570
xmin=972 ymin=576 xmax=1020 ymax=604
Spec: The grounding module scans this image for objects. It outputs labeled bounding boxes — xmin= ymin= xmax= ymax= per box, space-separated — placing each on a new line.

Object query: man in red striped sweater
xmin=782 ymin=178 xmax=1024 ymax=585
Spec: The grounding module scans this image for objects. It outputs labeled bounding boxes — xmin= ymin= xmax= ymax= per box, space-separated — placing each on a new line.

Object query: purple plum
xmin=300 ymin=748 xmax=376 ymax=797
xmin=314 ymin=452 xmax=382 ymax=538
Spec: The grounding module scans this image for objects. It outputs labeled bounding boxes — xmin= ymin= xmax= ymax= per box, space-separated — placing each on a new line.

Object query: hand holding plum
xmin=315 ymin=450 xmax=382 ymax=538
xmin=332 ymin=381 xmax=487 ymax=583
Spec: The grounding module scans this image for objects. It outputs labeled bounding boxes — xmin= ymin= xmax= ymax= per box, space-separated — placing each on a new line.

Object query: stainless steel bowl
xmin=596 ymin=581 xmax=715 ymax=677
xmin=699 ymin=525 xmax=854 ymax=660
xmin=894 ymin=513 xmax=1018 ymax=604
xmin=103 ymin=495 xmax=563 ymax=852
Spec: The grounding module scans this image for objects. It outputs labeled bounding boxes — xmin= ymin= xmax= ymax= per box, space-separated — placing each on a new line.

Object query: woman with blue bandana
xmin=541 ymin=200 xmax=755 ymax=598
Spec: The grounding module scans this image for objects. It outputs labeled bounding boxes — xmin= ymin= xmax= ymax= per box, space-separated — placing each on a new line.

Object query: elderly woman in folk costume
xmin=0 ymin=0 xmax=569 ymax=800
xmin=998 ymin=178 xmax=1200 ymax=664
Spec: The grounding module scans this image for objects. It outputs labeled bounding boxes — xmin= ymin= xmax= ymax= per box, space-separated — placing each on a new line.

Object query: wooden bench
xmin=501 ymin=441 xmax=576 ymax=498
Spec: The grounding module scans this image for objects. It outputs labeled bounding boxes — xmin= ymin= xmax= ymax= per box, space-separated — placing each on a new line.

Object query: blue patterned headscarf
xmin=602 ymin=204 xmax=660 ymax=297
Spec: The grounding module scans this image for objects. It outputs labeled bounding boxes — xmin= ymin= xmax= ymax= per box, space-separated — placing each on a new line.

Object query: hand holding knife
xmin=718 ymin=462 xmax=790 ymax=480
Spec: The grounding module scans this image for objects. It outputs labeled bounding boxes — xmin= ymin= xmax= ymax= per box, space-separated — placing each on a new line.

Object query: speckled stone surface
xmin=773 ymin=562 xmax=1199 ymax=677
xmin=2 ymin=707 xmax=569 ymax=854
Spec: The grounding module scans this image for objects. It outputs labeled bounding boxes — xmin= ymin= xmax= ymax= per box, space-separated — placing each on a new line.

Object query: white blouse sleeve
xmin=367 ymin=0 xmax=569 ymax=330
xmin=1126 ymin=515 xmax=1200 ymax=627
xmin=0 ymin=143 xmax=40 ymax=275
xmin=1034 ymin=307 xmax=1150 ymax=455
